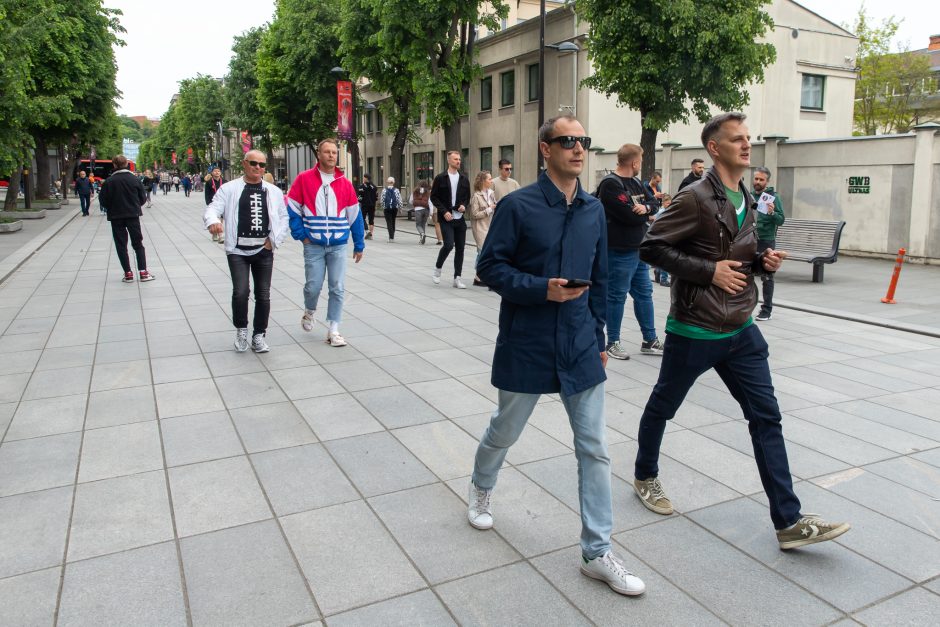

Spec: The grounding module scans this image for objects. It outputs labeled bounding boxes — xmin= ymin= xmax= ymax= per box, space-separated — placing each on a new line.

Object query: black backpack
xmin=592 ymin=172 xmax=625 ymax=199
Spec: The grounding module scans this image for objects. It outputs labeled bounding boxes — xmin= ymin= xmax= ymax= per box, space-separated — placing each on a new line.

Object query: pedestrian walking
xmin=356 ymin=173 xmax=378 ymax=240
xmin=752 ymin=166 xmax=785 ymax=321
xmin=75 ymin=170 xmax=93 ymax=216
xmin=468 ymin=170 xmax=495 ymax=287
xmin=633 ymin=112 xmax=850 ymax=550
xmin=411 ymin=180 xmax=431 ymax=245
xmin=182 ymin=174 xmax=192 ymax=197
xmin=205 ymin=167 xmax=226 ymax=243
xmin=141 ymin=170 xmax=154 ymax=208
xmin=469 ymin=114 xmax=646 ymax=597
xmin=173 ymin=174 xmax=180 ymax=192
xmin=678 ymin=158 xmax=705 ymax=191
xmin=430 ymin=150 xmax=471 ymax=288
xmin=204 ymin=149 xmax=288 ymax=354
xmin=379 ymin=177 xmax=403 ymax=241
xmin=98 ymin=155 xmax=155 ymax=283
xmin=159 ymin=170 xmax=171 ymax=195
xmin=287 ymin=138 xmax=365 ymax=347
xmin=492 ymin=159 xmax=520 ymax=202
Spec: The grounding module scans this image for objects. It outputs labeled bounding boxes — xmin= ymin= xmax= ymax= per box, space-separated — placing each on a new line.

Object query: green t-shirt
xmin=665 ymin=185 xmax=751 ymax=340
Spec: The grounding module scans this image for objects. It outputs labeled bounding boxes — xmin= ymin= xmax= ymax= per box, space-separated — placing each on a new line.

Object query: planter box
xmin=0 ymin=220 xmax=23 ymax=232
xmin=17 ymin=199 xmax=61 ymax=210
xmin=0 ymin=209 xmax=46 ymax=220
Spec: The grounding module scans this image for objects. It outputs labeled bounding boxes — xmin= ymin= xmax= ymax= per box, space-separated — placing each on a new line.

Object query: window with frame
xmin=376 ymin=111 xmax=384 ymax=132
xmin=481 ymin=76 xmax=493 ymax=111
xmin=367 ymin=157 xmax=374 ymax=178
xmin=480 ymin=147 xmax=493 ymax=173
xmin=527 ymin=63 xmax=540 ymax=102
xmin=500 ymin=70 xmax=515 ymax=107
xmin=413 ymin=151 xmax=434 ymax=182
xmin=461 ymin=148 xmax=470 ymax=172
xmin=366 ymin=111 xmax=374 ymax=133
xmin=801 ymin=74 xmax=825 ymax=110
xmin=412 ymin=109 xmax=421 ymax=126
xmin=499 ymin=145 xmax=514 ymax=165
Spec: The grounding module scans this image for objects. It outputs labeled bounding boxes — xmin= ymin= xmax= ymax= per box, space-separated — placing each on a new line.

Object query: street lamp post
xmin=330 ymin=67 xmax=363 ymax=181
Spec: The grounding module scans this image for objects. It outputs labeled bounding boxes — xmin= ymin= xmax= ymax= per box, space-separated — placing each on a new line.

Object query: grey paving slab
xmin=829 ymin=399 xmax=940 ymax=442
xmin=406 ymin=378 xmax=494 ymax=418
xmin=21 ymin=365 xmax=91 ymax=401
xmin=913 ymin=447 xmax=940 ymax=468
xmin=147 ymin=333 xmax=202 ymax=358
xmin=0 ymin=432 xmax=81 ymax=497
xmin=0 ymin=567 xmax=60 ymax=627
xmin=269 ymin=365 xmax=345 ymax=400
xmin=5 ymin=393 xmax=87 ymax=441
xmin=84 ymin=384 xmax=155 ymax=429
xmin=229 ymin=401 xmax=317 ymax=453
xmin=150 ymin=353 xmax=211 ymax=384
xmin=154 ymin=378 xmax=224 ymax=418
xmin=252 ymin=342 xmax=320 ymax=369
xmin=161 ymin=410 xmax=244 ymax=467
xmin=852 ymin=587 xmax=940 ymax=627
xmin=326 ymin=589 xmax=455 ymax=627
xmin=281 ymin=500 xmax=426 ymax=616
xmin=453 ymin=411 xmax=572 ymax=466
xmin=446 ymin=468 xmax=582 ymax=558
xmin=527 ymin=399 xmax=630 ymax=449
xmin=866 ymin=388 xmax=940 ymax=421
xmin=203 ymin=348 xmax=265 ymax=377
xmin=325 ymin=431 xmax=437 ymax=497
xmin=89 ymin=358 xmax=152 ymax=392
xmin=356 ymin=385 xmax=447 ymax=429
xmin=616 ymin=516 xmax=842 ymax=626
xmin=531 ymin=544 xmax=722 ymax=626
xmin=251 ymin=443 xmax=357 ymax=517
xmin=168 ymin=455 xmax=271 ymax=538
xmin=0 ymin=349 xmax=41 ymax=376
xmin=392 ymin=420 xmax=479 ymax=481
xmin=93 ymin=337 xmax=149 ymax=363
xmin=370 ymin=483 xmax=519 ymax=584
xmin=371 ymin=353 xmax=449 ymax=384
xmin=58 ymin=541 xmax=186 ymax=627
xmin=790 ymin=405 xmax=939 ymax=454
xmin=660 ymin=429 xmax=766 ymax=495
xmin=0 ymin=486 xmax=73 ymax=578
xmin=181 ymin=520 xmax=318 ymax=626
xmin=689 ymin=497 xmax=909 ymax=612
xmin=863 ymin=457 xmax=940 ymax=499
xmin=0 ymin=372 xmax=30 ymax=404
xmin=754 ymin=481 xmax=940 ymax=582
xmin=214 ymin=372 xmax=288 ymax=409
xmin=781 ymin=415 xmax=897 ymax=466
xmin=324 ymin=358 xmax=399 ymax=392
xmin=294 ymin=392 xmax=384 ymax=441
xmin=0 ymin=401 xmax=13 ymax=438
xmin=78 ymin=420 xmax=163 ymax=483
xmin=35 ymin=344 xmax=96 ymax=371
xmin=67 ymin=470 xmax=174 ymax=562
xmin=435 ymin=561 xmax=589 ymax=627
xmin=812 ymin=468 xmax=940 ymax=537
xmin=0 ymin=331 xmax=49 ymax=352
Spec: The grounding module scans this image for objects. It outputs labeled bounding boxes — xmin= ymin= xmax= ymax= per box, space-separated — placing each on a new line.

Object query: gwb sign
xmin=848 ymin=176 xmax=870 ymax=194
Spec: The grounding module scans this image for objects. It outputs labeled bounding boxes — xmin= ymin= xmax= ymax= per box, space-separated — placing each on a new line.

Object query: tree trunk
xmin=61 ymin=139 xmax=80 ymax=203
xmin=4 ymin=167 xmax=20 ymax=209
xmin=58 ymin=143 xmax=70 ymax=203
xmin=389 ymin=120 xmax=409 ymax=186
xmin=639 ymin=125 xmax=659 ymax=181
xmin=34 ymin=135 xmax=51 ymax=200
xmin=444 ymin=120 xmax=462 ymax=152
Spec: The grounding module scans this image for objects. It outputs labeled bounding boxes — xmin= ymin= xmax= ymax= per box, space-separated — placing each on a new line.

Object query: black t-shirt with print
xmin=236 ymin=182 xmax=270 ymax=251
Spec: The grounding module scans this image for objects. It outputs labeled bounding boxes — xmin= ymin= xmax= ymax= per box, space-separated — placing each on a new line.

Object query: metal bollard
xmin=880 ymin=248 xmax=906 ymax=304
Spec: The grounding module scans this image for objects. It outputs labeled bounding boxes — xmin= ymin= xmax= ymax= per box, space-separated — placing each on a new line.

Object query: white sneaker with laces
xmin=301 ymin=309 xmax=315 ymax=332
xmin=432 ymin=268 xmax=441 ymax=284
xmin=580 ymin=551 xmax=646 ymax=596
xmin=234 ymin=328 xmax=249 ymax=352
xmin=453 ymin=276 xmax=467 ymax=289
xmin=326 ymin=331 xmax=348 ymax=347
xmin=467 ymin=482 xmax=493 ymax=530
xmin=251 ymin=333 xmax=270 ymax=353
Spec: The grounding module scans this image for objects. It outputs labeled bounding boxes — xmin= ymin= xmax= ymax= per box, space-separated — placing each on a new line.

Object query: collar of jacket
xmin=537 ymin=171 xmax=592 ymax=208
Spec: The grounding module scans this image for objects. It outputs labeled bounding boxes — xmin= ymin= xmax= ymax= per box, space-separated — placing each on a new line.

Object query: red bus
xmin=78 ymin=159 xmax=136 ymax=180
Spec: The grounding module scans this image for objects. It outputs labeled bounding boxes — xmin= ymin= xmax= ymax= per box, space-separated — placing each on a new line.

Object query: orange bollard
xmin=881 ymin=248 xmax=906 ymax=304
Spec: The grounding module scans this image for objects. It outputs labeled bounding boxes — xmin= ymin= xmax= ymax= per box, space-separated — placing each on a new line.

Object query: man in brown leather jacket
xmin=631 ymin=112 xmax=851 ymax=550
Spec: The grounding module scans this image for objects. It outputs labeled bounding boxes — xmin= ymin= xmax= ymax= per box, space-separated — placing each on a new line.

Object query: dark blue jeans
xmin=757 ymin=238 xmax=775 ymax=315
xmin=227 ymin=249 xmax=273 ymax=336
xmin=79 ymin=193 xmax=90 ymax=215
xmin=634 ymin=324 xmax=801 ymax=529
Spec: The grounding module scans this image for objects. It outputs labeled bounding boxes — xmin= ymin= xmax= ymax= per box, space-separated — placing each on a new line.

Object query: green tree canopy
xmin=575 ymin=0 xmax=776 ymax=178
xmin=226 ymin=26 xmax=273 ymax=155
xmin=175 ymin=74 xmax=227 ymax=168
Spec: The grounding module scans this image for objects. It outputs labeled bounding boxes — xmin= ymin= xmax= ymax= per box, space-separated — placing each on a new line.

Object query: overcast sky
xmin=109 ymin=0 xmax=936 ymax=120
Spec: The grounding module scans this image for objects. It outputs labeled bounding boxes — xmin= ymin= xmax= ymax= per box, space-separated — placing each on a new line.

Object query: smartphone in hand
xmin=562 ymin=279 xmax=593 ymax=288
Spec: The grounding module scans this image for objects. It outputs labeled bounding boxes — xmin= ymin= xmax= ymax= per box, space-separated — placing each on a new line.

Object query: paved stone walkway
xmin=1 ymin=193 xmax=938 ymax=626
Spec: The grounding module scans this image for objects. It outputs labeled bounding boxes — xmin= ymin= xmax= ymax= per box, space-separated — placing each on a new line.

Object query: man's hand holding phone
xmin=547 ymin=278 xmax=591 ymax=302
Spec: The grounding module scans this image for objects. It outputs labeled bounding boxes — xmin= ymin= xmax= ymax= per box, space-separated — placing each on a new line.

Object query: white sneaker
xmin=432 ymin=268 xmax=441 ymax=284
xmin=453 ymin=276 xmax=467 ymax=289
xmin=326 ymin=331 xmax=347 ymax=347
xmin=251 ymin=333 xmax=270 ymax=353
xmin=580 ymin=551 xmax=646 ymax=596
xmin=467 ymin=482 xmax=493 ymax=530
xmin=301 ymin=309 xmax=314 ymax=332
xmin=234 ymin=328 xmax=249 ymax=352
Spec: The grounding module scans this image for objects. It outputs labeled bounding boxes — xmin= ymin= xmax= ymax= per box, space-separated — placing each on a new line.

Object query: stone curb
xmin=775 ymin=299 xmax=940 ymax=339
xmin=0 ymin=207 xmax=80 ymax=285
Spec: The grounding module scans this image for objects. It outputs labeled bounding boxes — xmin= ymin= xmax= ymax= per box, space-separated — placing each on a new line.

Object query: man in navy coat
xmin=468 ymin=115 xmax=646 ymax=597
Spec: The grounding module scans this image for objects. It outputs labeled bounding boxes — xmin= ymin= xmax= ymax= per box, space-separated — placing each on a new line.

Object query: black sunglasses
xmin=545 ymin=135 xmax=591 ymax=150
xmin=246 ymin=160 xmax=267 ymax=168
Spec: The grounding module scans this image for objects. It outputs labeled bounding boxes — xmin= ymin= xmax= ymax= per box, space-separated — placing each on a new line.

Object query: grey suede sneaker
xmin=777 ymin=514 xmax=850 ymax=550
xmin=606 ymin=341 xmax=630 ymax=360
xmin=633 ymin=477 xmax=673 ymax=515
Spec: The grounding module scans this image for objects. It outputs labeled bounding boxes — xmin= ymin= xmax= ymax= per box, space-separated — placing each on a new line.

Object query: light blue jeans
xmin=303 ymin=242 xmax=347 ymax=323
xmin=472 ymin=383 xmax=612 ymax=559
xmin=607 ymin=249 xmax=657 ymax=343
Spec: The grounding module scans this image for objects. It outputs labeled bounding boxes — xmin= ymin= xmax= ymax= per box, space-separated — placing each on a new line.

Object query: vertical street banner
xmin=186 ymin=147 xmax=193 ymax=164
xmin=171 ymin=151 xmax=177 ymax=165
xmin=336 ymin=80 xmax=353 ymax=140
xmin=241 ymin=131 xmax=251 ymax=154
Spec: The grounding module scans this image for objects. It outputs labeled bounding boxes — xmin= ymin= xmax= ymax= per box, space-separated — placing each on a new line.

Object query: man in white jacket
xmin=204 ymin=150 xmax=289 ymax=353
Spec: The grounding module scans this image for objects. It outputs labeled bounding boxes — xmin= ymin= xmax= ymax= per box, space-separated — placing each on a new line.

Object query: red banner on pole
xmin=171 ymin=151 xmax=177 ymax=165
xmin=241 ymin=131 xmax=251 ymax=153
xmin=186 ymin=147 xmax=194 ymax=164
xmin=336 ymin=80 xmax=353 ymax=140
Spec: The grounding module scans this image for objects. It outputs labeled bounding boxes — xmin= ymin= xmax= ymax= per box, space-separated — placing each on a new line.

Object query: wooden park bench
xmin=772 ymin=219 xmax=846 ymax=283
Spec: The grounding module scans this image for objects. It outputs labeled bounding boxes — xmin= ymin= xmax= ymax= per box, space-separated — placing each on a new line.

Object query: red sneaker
xmin=139 ymin=270 xmax=155 ymax=282
xmin=122 ymin=271 xmax=134 ymax=283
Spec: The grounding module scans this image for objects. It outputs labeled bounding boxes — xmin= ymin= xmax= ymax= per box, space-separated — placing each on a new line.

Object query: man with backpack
xmin=379 ymin=177 xmax=403 ymax=241
xmin=357 ymin=173 xmax=378 ymax=240
xmin=595 ymin=144 xmax=664 ymax=361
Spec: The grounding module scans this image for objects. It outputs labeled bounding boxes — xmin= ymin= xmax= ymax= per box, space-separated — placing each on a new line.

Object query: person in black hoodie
xmin=356 ymin=173 xmax=378 ymax=240
xmin=597 ymin=144 xmax=663 ymax=361
xmin=98 ymin=155 xmax=154 ymax=283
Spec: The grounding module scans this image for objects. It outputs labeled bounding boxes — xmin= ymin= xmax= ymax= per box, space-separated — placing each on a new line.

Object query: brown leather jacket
xmin=640 ymin=168 xmax=769 ymax=333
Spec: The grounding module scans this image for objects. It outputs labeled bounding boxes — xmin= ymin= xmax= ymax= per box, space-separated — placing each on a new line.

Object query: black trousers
xmin=227 ymin=249 xmax=273 ymax=335
xmin=110 ymin=217 xmax=147 ymax=273
xmin=436 ymin=218 xmax=466 ymax=277
xmin=384 ymin=210 xmax=397 ymax=239
xmin=757 ymin=238 xmax=775 ymax=314
xmin=79 ymin=194 xmax=91 ymax=215
xmin=362 ymin=206 xmax=375 ymax=226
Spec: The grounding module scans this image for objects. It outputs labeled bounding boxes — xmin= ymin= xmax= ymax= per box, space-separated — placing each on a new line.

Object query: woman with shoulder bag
xmin=411 ymin=179 xmax=431 ymax=245
xmin=468 ymin=170 xmax=496 ymax=287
